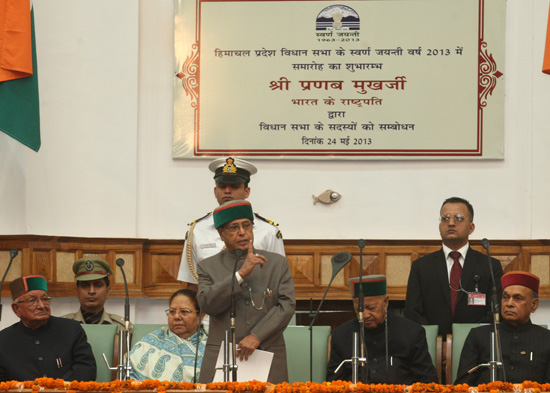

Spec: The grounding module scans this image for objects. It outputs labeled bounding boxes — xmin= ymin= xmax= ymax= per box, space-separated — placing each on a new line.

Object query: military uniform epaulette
xmin=254 ymin=213 xmax=283 ymax=239
xmin=254 ymin=213 xmax=279 ymax=226
xmin=187 ymin=212 xmax=212 ymax=227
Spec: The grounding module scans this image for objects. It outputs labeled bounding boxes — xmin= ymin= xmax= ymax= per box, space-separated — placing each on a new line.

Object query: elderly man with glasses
xmin=404 ymin=196 xmax=503 ymax=337
xmin=0 ymin=275 xmax=96 ymax=382
xmin=197 ymin=200 xmax=295 ymax=384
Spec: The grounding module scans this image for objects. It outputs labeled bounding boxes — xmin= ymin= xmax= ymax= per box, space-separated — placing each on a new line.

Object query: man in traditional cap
xmin=405 ymin=196 xmax=503 ymax=337
xmin=327 ymin=275 xmax=437 ymax=384
xmin=177 ymin=157 xmax=285 ymax=291
xmin=197 ymin=200 xmax=295 ymax=384
xmin=63 ymin=257 xmax=126 ymax=330
xmin=0 ymin=275 xmax=96 ymax=382
xmin=456 ymin=271 xmax=550 ymax=384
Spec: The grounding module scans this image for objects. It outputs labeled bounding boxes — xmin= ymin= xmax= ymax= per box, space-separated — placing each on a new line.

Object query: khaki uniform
xmin=63 ymin=309 xmax=131 ymax=331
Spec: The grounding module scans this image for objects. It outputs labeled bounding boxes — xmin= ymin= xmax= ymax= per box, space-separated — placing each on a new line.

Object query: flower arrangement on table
xmin=0 ymin=379 xmax=547 ymax=393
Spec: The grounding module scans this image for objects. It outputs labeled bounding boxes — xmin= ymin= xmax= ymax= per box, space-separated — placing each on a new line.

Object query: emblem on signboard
xmin=316 ymin=5 xmax=360 ymax=31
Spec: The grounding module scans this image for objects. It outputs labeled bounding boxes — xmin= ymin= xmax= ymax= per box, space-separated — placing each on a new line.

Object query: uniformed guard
xmin=176 ymin=157 xmax=285 ymax=291
xmin=62 ymin=257 xmax=127 ymax=330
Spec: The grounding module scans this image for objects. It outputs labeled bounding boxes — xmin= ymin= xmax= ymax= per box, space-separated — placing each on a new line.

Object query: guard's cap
xmin=209 ymin=157 xmax=257 ymax=184
xmin=10 ymin=275 xmax=48 ymax=300
xmin=349 ymin=275 xmax=387 ymax=298
xmin=73 ymin=257 xmax=113 ymax=281
xmin=502 ymin=271 xmax=540 ymax=294
xmin=213 ymin=200 xmax=254 ymax=229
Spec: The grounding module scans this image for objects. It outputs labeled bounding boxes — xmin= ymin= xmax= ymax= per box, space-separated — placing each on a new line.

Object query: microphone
xmin=115 ymin=258 xmax=132 ymax=380
xmin=116 ymin=258 xmax=130 ymax=325
xmin=331 ymin=252 xmax=353 ymax=279
xmin=481 ymin=239 xmax=499 ymax=315
xmin=0 ymin=249 xmax=19 ymax=321
xmin=309 ymin=251 xmax=352 ymax=380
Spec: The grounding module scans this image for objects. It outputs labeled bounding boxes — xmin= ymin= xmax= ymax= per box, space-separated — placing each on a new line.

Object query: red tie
xmin=449 ymin=251 xmax=462 ymax=317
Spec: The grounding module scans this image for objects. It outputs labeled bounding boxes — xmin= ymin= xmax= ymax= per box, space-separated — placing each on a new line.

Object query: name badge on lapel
xmin=468 ymin=293 xmax=486 ymax=306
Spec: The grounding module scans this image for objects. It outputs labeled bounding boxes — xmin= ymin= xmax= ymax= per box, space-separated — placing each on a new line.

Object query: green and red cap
xmin=213 ymin=200 xmax=254 ymax=229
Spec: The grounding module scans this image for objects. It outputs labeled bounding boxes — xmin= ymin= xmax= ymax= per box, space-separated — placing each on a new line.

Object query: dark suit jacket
xmin=404 ymin=247 xmax=503 ymax=336
xmin=0 ymin=316 xmax=96 ymax=382
xmin=327 ymin=313 xmax=438 ymax=384
xmin=455 ymin=320 xmax=550 ymax=384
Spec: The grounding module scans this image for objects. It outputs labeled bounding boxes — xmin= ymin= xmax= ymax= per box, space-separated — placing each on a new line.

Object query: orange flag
xmin=544 ymin=4 xmax=550 ymax=74
xmin=0 ymin=0 xmax=33 ymax=82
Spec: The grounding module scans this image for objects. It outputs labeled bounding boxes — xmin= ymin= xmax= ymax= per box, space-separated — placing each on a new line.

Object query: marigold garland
xmin=0 ymin=379 xmax=549 ymax=393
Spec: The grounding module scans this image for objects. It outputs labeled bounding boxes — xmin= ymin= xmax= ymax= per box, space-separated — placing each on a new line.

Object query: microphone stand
xmin=229 ymin=248 xmax=242 ymax=381
xmin=309 ymin=251 xmax=352 ymax=381
xmin=0 ymin=249 xmax=18 ymax=322
xmin=468 ymin=239 xmax=505 ymax=381
xmin=335 ymin=240 xmax=368 ymax=383
xmin=193 ymin=303 xmax=202 ymax=385
xmin=104 ymin=258 xmax=132 ymax=380
xmin=356 ymin=239 xmax=367 ymax=383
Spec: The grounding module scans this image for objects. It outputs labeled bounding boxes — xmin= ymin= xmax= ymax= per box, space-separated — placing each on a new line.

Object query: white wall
xmin=2 ymin=0 xmax=550 ymax=323
xmin=1 ymin=0 xmax=549 ymax=241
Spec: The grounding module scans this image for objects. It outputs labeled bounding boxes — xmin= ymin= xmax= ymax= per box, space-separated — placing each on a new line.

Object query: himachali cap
xmin=502 ymin=271 xmax=540 ymax=294
xmin=73 ymin=257 xmax=113 ymax=281
xmin=213 ymin=200 xmax=254 ymax=229
xmin=349 ymin=275 xmax=387 ymax=298
xmin=10 ymin=275 xmax=48 ymax=300
xmin=209 ymin=157 xmax=257 ymax=184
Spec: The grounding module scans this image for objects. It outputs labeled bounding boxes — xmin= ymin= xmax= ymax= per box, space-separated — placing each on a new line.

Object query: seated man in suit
xmin=456 ymin=271 xmax=550 ymax=384
xmin=405 ymin=196 xmax=503 ymax=337
xmin=327 ymin=275 xmax=438 ymax=384
xmin=0 ymin=275 xmax=96 ymax=382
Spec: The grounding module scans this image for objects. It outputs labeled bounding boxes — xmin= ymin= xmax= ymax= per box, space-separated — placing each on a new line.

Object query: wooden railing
xmin=1 ymin=235 xmax=549 ymax=299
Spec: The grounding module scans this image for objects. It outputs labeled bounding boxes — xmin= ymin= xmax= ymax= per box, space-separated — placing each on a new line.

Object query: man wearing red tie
xmin=404 ymin=197 xmax=503 ymax=337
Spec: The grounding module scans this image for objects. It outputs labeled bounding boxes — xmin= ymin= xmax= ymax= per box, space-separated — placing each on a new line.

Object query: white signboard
xmin=173 ymin=0 xmax=504 ymax=159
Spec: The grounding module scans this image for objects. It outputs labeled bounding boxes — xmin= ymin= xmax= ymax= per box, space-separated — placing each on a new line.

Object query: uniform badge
xmin=85 ymin=260 xmax=94 ymax=271
xmin=223 ymin=157 xmax=237 ymax=174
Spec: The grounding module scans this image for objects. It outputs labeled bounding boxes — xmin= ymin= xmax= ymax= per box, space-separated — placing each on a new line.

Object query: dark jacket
xmin=405 ymin=247 xmax=503 ymax=336
xmin=327 ymin=312 xmax=438 ymax=384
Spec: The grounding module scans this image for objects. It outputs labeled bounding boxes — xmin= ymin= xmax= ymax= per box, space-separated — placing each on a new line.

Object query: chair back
xmin=131 ymin=323 xmax=167 ymax=347
xmin=81 ymin=324 xmax=118 ymax=382
xmin=283 ymin=325 xmax=331 ymax=383
xmin=422 ymin=324 xmax=442 ymax=383
xmin=422 ymin=325 xmax=438 ymax=368
xmin=448 ymin=323 xmax=482 ymax=384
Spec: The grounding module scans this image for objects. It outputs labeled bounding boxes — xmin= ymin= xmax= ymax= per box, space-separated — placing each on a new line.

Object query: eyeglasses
xmin=223 ymin=221 xmax=253 ymax=233
xmin=15 ymin=296 xmax=52 ymax=307
xmin=440 ymin=214 xmax=467 ymax=223
xmin=165 ymin=309 xmax=199 ymax=317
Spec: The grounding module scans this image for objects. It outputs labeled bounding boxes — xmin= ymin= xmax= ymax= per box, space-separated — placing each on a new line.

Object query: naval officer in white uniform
xmin=177 ymin=157 xmax=285 ymax=291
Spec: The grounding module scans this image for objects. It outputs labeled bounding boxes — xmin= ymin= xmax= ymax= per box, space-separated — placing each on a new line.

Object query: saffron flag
xmin=544 ymin=4 xmax=550 ymax=74
xmin=0 ymin=0 xmax=40 ymax=152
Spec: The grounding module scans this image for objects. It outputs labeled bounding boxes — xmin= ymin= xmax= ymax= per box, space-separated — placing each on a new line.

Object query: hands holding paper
xmin=237 ymin=334 xmax=260 ymax=360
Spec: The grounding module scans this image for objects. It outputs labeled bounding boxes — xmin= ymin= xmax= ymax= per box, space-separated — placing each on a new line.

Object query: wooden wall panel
xmin=1 ymin=236 xmax=550 ymax=300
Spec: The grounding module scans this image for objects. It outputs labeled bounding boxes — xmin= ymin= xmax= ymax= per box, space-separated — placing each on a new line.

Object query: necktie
xmin=449 ymin=251 xmax=462 ymax=317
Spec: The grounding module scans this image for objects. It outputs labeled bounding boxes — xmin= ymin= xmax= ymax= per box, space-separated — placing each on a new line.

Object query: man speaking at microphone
xmin=197 ymin=200 xmax=295 ymax=384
